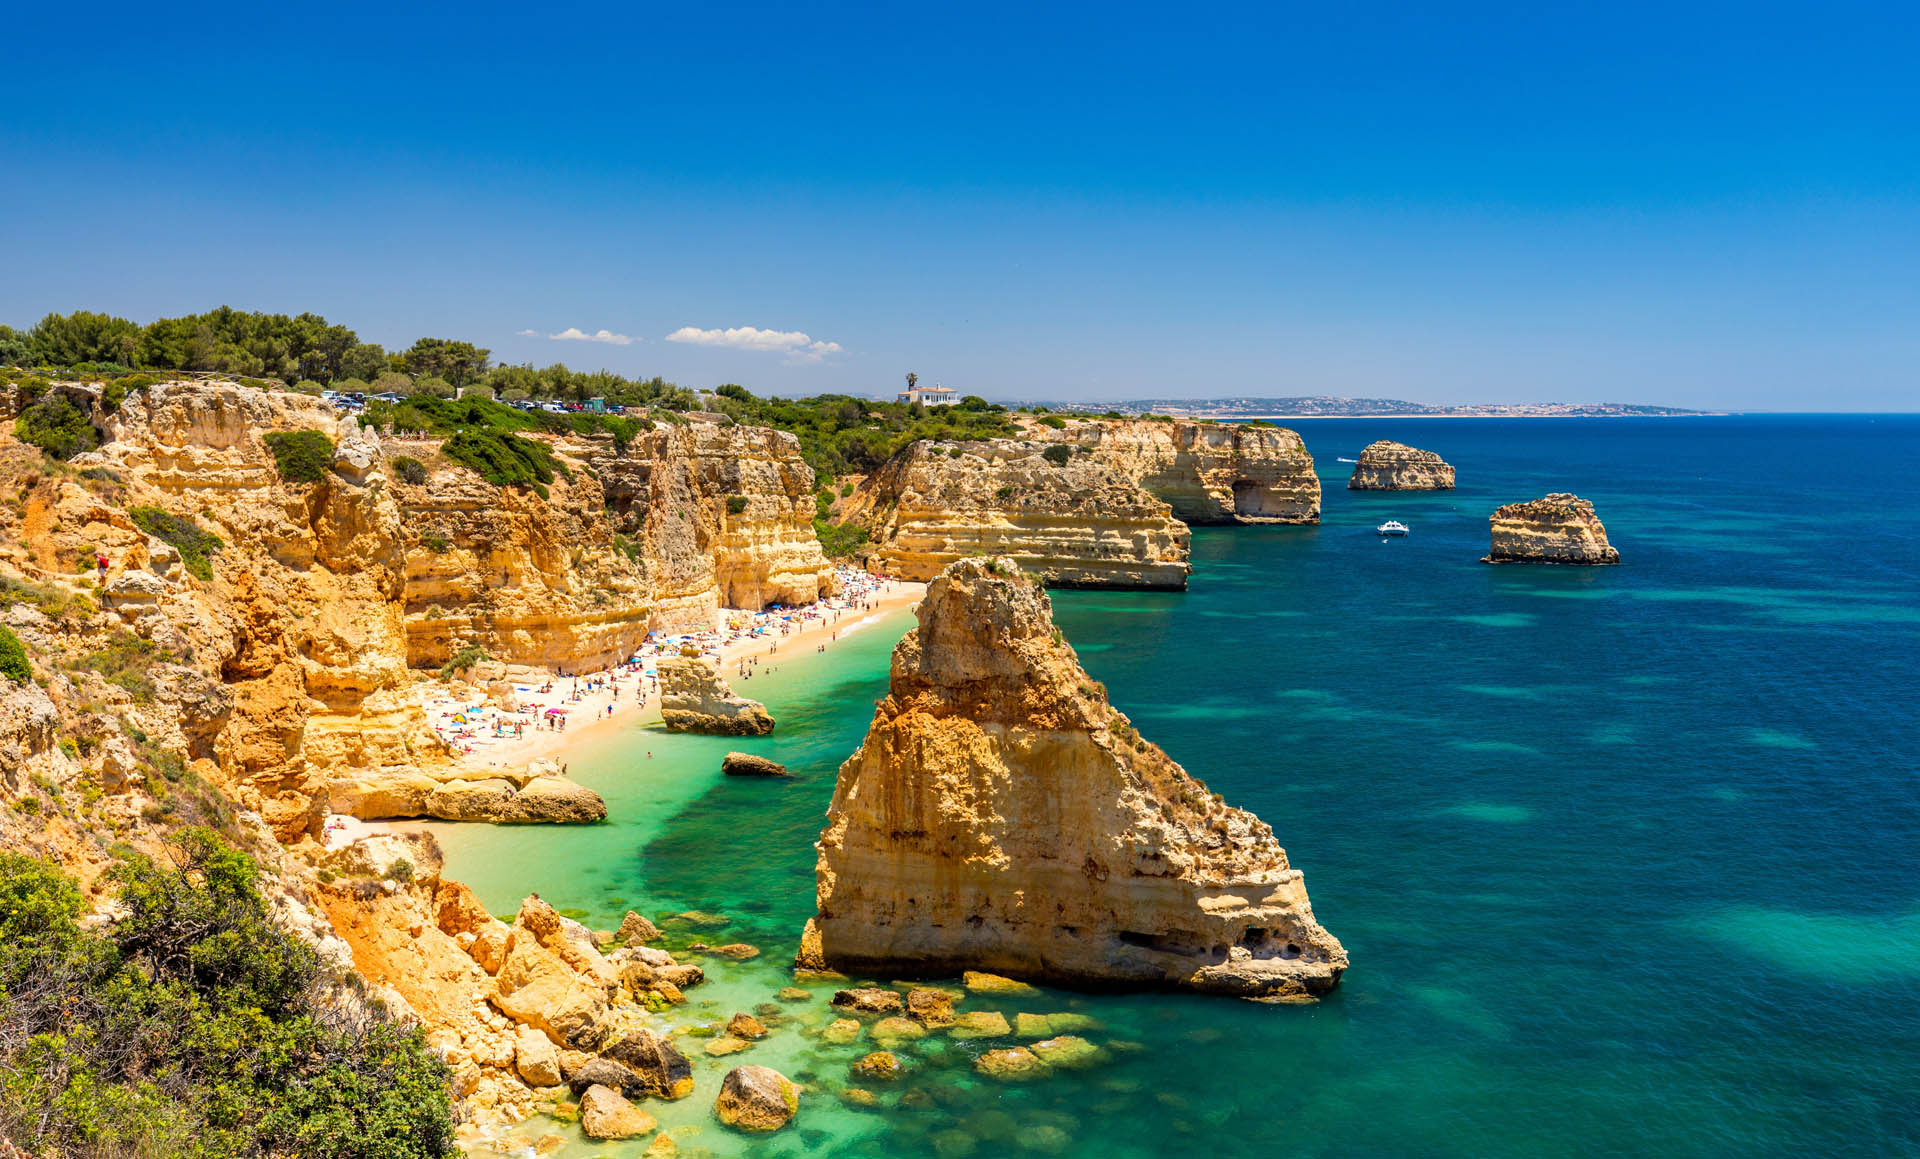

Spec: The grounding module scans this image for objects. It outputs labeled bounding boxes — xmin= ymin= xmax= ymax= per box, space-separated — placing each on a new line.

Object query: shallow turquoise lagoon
xmin=433 ymin=416 xmax=1920 ymax=1158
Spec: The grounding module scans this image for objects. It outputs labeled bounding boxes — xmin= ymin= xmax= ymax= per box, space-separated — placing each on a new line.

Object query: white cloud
xmin=548 ymin=327 xmax=636 ymax=346
xmin=516 ymin=328 xmax=541 ymax=337
xmin=665 ymin=325 xmax=843 ymax=362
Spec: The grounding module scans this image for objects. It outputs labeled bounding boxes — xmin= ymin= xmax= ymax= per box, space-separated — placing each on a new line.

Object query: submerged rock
xmin=962 ymin=971 xmax=1037 ymax=996
xmin=869 ymin=1016 xmax=928 ymax=1049
xmin=713 ymin=1065 xmax=799 ymax=1132
xmin=660 ymin=654 xmax=774 ymax=735
xmin=1347 ymin=440 xmax=1456 ymax=490
xmin=974 ymin=1047 xmax=1047 ymax=1081
xmin=799 ymin=557 xmax=1348 ymax=998
xmin=948 ymin=1010 xmax=1013 ymax=1040
xmin=851 ymin=1051 xmax=902 ymax=1081
xmin=1484 ymin=493 xmax=1620 ymax=565
xmin=721 ymin=751 xmax=790 ymax=777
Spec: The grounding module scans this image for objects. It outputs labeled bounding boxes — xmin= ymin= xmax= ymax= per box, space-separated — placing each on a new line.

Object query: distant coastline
xmin=1045 ymin=396 xmax=1721 ymax=419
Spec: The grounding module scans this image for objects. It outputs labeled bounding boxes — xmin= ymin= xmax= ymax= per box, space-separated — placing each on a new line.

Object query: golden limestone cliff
xmin=1347 ymin=440 xmax=1456 ymax=490
xmin=843 ymin=440 xmax=1191 ymax=589
xmin=1484 ymin=493 xmax=1620 ymax=565
xmin=1030 ymin=418 xmax=1322 ymax=523
xmin=626 ymin=422 xmax=837 ymax=632
xmin=397 ymin=464 xmax=651 ymax=673
xmin=800 ymin=557 xmax=1347 ymax=998
xmin=70 ymin=380 xmax=444 ymax=839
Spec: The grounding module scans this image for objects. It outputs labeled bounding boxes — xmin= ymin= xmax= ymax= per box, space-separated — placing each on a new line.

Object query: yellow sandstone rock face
xmin=844 ymin=440 xmax=1191 ymax=589
xmin=397 ymin=467 xmax=651 ymax=673
xmin=629 ymin=423 xmax=836 ymax=632
xmin=83 ymin=381 xmax=444 ymax=840
xmin=1032 ymin=418 xmax=1322 ymax=523
xmin=1347 ymin=440 xmax=1456 ymax=490
xmin=801 ymin=557 xmax=1347 ymax=998
xmin=1484 ymin=493 xmax=1620 ymax=565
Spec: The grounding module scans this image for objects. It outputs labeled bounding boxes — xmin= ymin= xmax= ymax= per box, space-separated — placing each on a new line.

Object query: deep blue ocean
xmin=436 ymin=415 xmax=1920 ymax=1159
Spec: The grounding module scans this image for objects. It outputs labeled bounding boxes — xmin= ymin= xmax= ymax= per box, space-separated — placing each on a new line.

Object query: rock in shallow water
xmin=580 ymin=1084 xmax=657 ymax=1140
xmin=721 ymin=751 xmax=790 ymax=777
xmin=713 ymin=1064 xmax=799 ymax=1132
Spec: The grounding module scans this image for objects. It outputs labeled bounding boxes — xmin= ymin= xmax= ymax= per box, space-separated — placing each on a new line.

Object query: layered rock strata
xmin=800 ymin=556 xmax=1347 ymax=997
xmin=605 ymin=424 xmax=835 ymax=632
xmin=659 ymin=654 xmax=774 ymax=735
xmin=1347 ymin=440 xmax=1455 ymax=490
xmin=1484 ymin=493 xmax=1620 ymax=565
xmin=1032 ymin=418 xmax=1321 ymax=523
xmin=397 ymin=467 xmax=651 ymax=673
xmin=844 ymin=440 xmax=1191 ymax=589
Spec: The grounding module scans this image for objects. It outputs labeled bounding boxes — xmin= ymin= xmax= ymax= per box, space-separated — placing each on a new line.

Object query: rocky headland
xmin=659 ymin=653 xmax=775 ymax=735
xmin=1346 ymin=440 xmax=1456 ymax=490
xmin=1484 ymin=493 xmax=1620 ymax=565
xmin=842 ymin=438 xmax=1191 ymax=588
xmin=1027 ymin=417 xmax=1322 ymax=523
xmin=799 ymin=556 xmax=1348 ymax=998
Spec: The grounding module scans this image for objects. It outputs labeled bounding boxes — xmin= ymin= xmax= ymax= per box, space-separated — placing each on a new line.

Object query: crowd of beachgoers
xmin=416 ymin=566 xmax=916 ymax=765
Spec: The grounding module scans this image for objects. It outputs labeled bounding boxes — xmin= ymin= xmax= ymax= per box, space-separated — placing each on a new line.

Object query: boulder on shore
xmin=1484 ymin=493 xmax=1620 ymax=565
xmin=1347 ymin=440 xmax=1456 ymax=490
xmin=721 ymin=751 xmax=790 ymax=777
xmin=713 ymin=1065 xmax=799 ymax=1132
xmin=580 ymin=1084 xmax=658 ymax=1140
xmin=798 ymin=556 xmax=1347 ymax=998
xmin=660 ymin=655 xmax=774 ymax=736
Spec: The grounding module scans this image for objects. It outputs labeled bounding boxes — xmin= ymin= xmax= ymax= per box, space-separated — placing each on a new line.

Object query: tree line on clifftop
xmin=4 ymin=307 xmax=1046 ymax=553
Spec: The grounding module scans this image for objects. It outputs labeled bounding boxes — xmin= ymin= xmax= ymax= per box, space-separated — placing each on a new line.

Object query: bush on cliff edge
xmin=263 ymin=429 xmax=336 ymax=483
xmin=0 ymin=829 xmax=456 ymax=1159
xmin=129 ymin=505 xmax=223 ymax=581
xmin=15 ymin=393 xmax=99 ymax=460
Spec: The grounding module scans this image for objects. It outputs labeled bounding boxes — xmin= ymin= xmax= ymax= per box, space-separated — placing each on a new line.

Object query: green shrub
xmin=813 ymin=519 xmax=870 ymax=559
xmin=71 ymin=630 xmax=173 ymax=703
xmin=262 ymin=429 xmax=335 ymax=483
xmin=1038 ymin=414 xmax=1067 ymax=429
xmin=0 ymin=625 xmax=29 ymax=684
xmin=289 ymin=379 xmax=325 ymax=395
xmin=726 ymin=495 xmax=749 ymax=516
xmin=439 ymin=643 xmax=488 ymax=680
xmin=421 ymin=533 xmax=450 ymax=553
xmin=0 ymin=833 xmax=456 ymax=1159
xmin=391 ymin=455 xmax=428 ymax=484
xmin=385 ymin=858 xmax=415 ymax=884
xmin=129 ymin=506 xmax=222 ymax=581
xmin=441 ymin=429 xmax=556 ymax=491
xmin=1041 ymin=444 xmax=1073 ymax=466
xmin=15 ymin=394 xmax=97 ymax=460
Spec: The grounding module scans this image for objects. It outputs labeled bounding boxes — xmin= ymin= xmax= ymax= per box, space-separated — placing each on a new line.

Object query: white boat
xmin=1337 ymin=456 xmax=1358 ymax=463
xmin=1377 ymin=520 xmax=1409 ymax=536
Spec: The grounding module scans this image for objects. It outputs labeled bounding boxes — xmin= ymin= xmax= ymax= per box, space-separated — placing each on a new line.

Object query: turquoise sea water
xmin=431 ymin=416 xmax=1920 ymax=1158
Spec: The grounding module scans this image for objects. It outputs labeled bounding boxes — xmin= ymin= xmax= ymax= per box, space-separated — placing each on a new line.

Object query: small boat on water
xmin=1337 ymin=456 xmax=1358 ymax=463
xmin=1377 ymin=520 xmax=1410 ymax=536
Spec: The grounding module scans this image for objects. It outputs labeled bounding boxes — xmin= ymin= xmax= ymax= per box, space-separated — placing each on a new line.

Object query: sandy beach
xmin=412 ymin=569 xmax=919 ymax=770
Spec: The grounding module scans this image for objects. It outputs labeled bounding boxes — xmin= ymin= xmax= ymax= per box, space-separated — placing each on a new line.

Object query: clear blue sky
xmin=5 ymin=1 xmax=1917 ymax=410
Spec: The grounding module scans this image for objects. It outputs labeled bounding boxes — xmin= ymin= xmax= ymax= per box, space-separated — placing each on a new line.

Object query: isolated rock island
xmin=798 ymin=556 xmax=1347 ymax=998
xmin=659 ymin=653 xmax=774 ymax=735
xmin=1484 ymin=493 xmax=1620 ymax=564
xmin=1347 ymin=440 xmax=1456 ymax=490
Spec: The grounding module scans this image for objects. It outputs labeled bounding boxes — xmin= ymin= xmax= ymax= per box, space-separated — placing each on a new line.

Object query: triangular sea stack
xmin=799 ymin=556 xmax=1347 ymax=997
